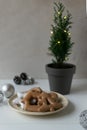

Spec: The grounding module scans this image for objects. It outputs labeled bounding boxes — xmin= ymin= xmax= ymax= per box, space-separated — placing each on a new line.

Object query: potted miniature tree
xmin=45 ymin=2 xmax=76 ymax=95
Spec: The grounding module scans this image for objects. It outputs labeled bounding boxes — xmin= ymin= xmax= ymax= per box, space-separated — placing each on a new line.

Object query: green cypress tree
xmin=48 ymin=2 xmax=74 ymax=65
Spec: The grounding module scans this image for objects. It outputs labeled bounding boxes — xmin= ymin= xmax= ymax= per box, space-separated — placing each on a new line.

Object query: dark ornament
xmin=30 ymin=98 xmax=37 ymax=105
xmin=13 ymin=76 xmax=21 ymax=85
xmin=13 ymin=73 xmax=35 ymax=85
xmin=20 ymin=73 xmax=28 ymax=80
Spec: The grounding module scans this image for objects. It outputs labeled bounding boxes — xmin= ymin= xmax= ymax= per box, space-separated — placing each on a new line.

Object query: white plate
xmin=8 ymin=92 xmax=68 ymax=116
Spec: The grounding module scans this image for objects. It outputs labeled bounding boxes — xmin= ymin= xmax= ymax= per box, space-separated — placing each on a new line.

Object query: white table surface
xmin=0 ymin=79 xmax=87 ymax=130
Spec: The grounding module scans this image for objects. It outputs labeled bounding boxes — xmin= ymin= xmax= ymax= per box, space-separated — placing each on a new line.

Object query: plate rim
xmin=8 ymin=91 xmax=68 ymax=116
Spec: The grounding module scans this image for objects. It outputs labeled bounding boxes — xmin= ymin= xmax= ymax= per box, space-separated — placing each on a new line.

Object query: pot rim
xmin=45 ymin=63 xmax=76 ymax=75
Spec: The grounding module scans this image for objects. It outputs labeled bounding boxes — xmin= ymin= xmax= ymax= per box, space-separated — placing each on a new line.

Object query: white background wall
xmin=0 ymin=0 xmax=87 ymax=79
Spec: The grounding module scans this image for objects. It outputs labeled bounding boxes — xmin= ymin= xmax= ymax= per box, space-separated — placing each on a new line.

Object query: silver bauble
xmin=28 ymin=77 xmax=35 ymax=85
xmin=0 ymin=91 xmax=4 ymax=103
xmin=79 ymin=110 xmax=87 ymax=129
xmin=21 ymin=80 xmax=26 ymax=85
xmin=25 ymin=79 xmax=30 ymax=85
xmin=2 ymin=84 xmax=15 ymax=98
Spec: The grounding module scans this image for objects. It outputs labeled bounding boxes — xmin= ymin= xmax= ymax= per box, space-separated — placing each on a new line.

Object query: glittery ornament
xmin=2 ymin=84 xmax=15 ymax=98
xmin=25 ymin=79 xmax=30 ymax=85
xmin=28 ymin=77 xmax=35 ymax=85
xmin=79 ymin=110 xmax=87 ymax=129
xmin=0 ymin=91 xmax=4 ymax=103
xmin=21 ymin=80 xmax=27 ymax=85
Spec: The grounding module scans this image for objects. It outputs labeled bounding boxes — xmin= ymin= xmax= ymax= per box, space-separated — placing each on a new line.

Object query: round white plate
xmin=8 ymin=92 xmax=68 ymax=116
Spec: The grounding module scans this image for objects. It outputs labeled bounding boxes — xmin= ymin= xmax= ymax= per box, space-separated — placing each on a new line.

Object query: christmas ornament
xmin=79 ymin=110 xmax=87 ymax=129
xmin=2 ymin=84 xmax=15 ymax=98
xmin=21 ymin=80 xmax=26 ymax=85
xmin=0 ymin=90 xmax=4 ymax=103
xmin=13 ymin=73 xmax=35 ymax=85
xmin=28 ymin=77 xmax=35 ymax=85
xmin=13 ymin=76 xmax=21 ymax=85
xmin=25 ymin=79 xmax=30 ymax=85
xmin=30 ymin=98 xmax=37 ymax=105
xmin=20 ymin=72 xmax=28 ymax=80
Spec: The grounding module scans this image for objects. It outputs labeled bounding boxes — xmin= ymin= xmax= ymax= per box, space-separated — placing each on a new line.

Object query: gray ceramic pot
xmin=45 ymin=63 xmax=76 ymax=95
